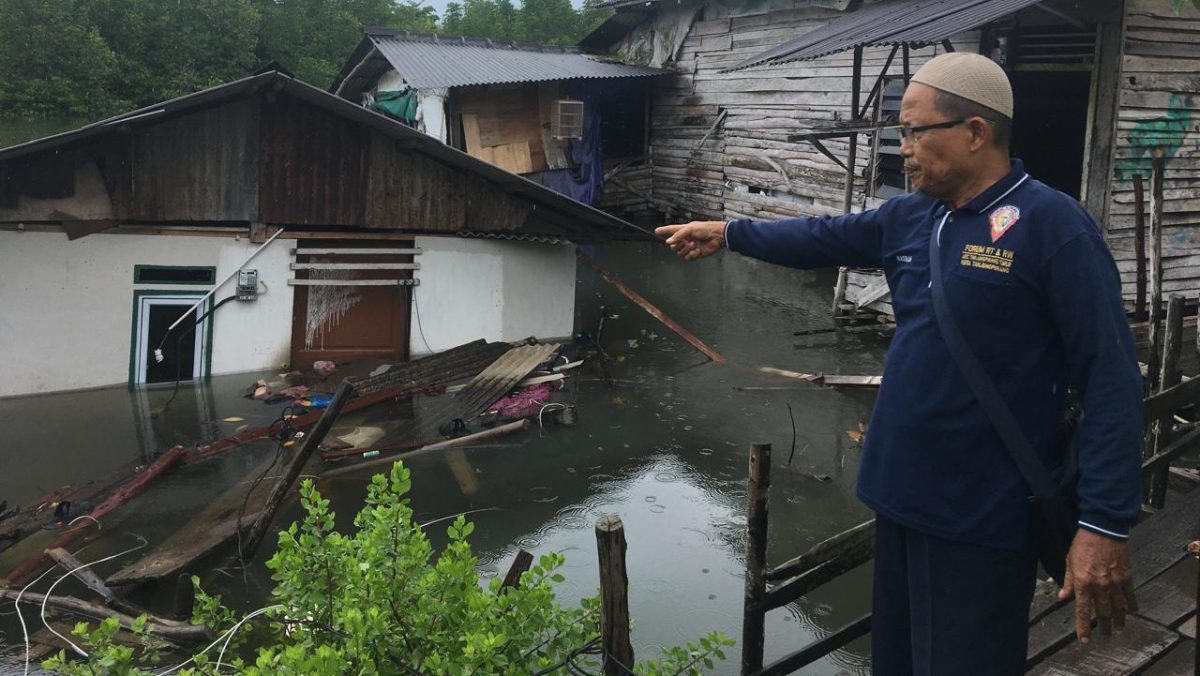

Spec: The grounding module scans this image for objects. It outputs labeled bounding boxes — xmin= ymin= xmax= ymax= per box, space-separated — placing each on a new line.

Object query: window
xmin=551 ymin=100 xmax=584 ymax=140
xmin=133 ymin=265 xmax=216 ymax=285
xmin=870 ymin=77 xmax=907 ymax=198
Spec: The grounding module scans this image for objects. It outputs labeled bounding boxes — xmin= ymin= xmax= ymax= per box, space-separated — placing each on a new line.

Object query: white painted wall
xmin=411 ymin=235 xmax=577 ymax=355
xmin=0 ymin=230 xmax=295 ymax=397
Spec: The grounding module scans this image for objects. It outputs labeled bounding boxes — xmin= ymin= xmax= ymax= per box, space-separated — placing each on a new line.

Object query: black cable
xmin=158 ymin=295 xmax=238 ymax=414
xmin=234 ymin=407 xmax=297 ymax=572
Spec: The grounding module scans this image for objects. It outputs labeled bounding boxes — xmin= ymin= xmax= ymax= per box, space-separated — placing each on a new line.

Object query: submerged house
xmin=0 ymin=71 xmax=648 ymax=398
xmin=331 ymin=29 xmax=668 ymax=223
xmin=582 ymin=0 xmax=1200 ymax=310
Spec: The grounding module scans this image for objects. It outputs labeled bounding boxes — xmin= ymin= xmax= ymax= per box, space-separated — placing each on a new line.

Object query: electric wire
xmin=38 ymin=535 xmax=149 ymax=658
xmin=411 ymin=286 xmax=436 ymax=355
xmin=158 ymin=295 xmax=238 ymax=414
xmin=153 ymin=604 xmax=283 ymax=676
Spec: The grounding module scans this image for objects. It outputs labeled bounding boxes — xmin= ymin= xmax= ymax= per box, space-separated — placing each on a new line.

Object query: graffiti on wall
xmin=1116 ymin=92 xmax=1196 ymax=180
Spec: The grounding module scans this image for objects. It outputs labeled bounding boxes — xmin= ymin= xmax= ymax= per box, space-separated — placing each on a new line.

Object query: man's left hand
xmin=1056 ymin=529 xmax=1138 ymax=643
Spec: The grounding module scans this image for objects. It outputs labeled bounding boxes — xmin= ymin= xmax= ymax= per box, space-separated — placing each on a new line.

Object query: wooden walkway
xmin=1026 ymin=485 xmax=1198 ymax=674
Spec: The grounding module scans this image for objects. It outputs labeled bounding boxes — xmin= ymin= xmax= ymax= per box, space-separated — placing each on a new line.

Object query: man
xmin=656 ymin=53 xmax=1143 ymax=674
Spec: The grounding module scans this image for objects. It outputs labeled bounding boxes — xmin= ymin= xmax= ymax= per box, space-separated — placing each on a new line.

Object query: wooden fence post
xmin=596 ymin=515 xmax=633 ymax=675
xmin=1149 ymin=294 xmax=1184 ymax=508
xmin=1147 ymin=158 xmax=1165 ymax=392
xmin=742 ymin=442 xmax=772 ymax=675
xmin=1133 ymin=174 xmax=1147 ymax=322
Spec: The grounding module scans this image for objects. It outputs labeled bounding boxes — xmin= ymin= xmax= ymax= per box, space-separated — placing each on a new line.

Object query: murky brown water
xmin=0 ymin=242 xmax=887 ymax=674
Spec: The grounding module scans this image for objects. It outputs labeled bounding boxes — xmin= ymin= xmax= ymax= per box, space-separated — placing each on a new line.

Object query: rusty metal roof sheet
xmin=361 ymin=28 xmax=665 ymax=89
xmin=728 ymin=0 xmax=1046 ymax=71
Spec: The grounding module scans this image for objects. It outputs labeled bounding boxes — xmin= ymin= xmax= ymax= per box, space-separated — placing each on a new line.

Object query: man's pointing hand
xmin=655 ymin=221 xmax=726 ymax=261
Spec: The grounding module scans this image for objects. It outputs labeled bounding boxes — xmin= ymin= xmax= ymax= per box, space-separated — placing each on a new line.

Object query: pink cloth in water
xmin=487 ymin=382 xmax=555 ymax=419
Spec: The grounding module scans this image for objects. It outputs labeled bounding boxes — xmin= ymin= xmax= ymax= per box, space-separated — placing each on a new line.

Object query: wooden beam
xmin=1147 ymin=157 xmax=1165 ymax=391
xmin=753 ymin=614 xmax=871 ymax=676
xmin=765 ymin=519 xmax=874 ymax=582
xmin=741 ymin=443 xmax=771 ymax=675
xmin=857 ymin=45 xmax=898 ymax=121
xmin=240 ymin=381 xmax=356 ymax=559
xmin=1134 ymin=174 xmax=1148 ymax=321
xmin=843 ymin=46 xmax=864 ymax=215
xmin=577 ymin=252 xmax=726 ymax=364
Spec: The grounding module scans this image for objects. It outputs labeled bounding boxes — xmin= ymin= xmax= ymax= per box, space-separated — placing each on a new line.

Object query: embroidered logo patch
xmin=989 ymin=205 xmax=1021 ymax=242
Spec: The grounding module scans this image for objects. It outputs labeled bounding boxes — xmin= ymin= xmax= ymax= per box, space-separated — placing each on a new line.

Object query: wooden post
xmin=1133 ymin=174 xmax=1147 ymax=322
xmin=1147 ymin=158 xmax=1165 ymax=392
xmin=1149 ymin=294 xmax=1184 ymax=508
xmin=742 ymin=442 xmax=771 ymax=675
xmin=843 ymin=46 xmax=863 ymax=215
xmin=500 ymin=549 xmax=534 ymax=589
xmin=241 ymin=380 xmax=356 ymax=559
xmin=832 ymin=267 xmax=848 ymax=317
xmin=596 ymin=515 xmax=633 ymax=675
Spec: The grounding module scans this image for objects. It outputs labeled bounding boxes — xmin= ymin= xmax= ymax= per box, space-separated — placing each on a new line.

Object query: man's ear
xmin=966 ymin=117 xmax=992 ymax=152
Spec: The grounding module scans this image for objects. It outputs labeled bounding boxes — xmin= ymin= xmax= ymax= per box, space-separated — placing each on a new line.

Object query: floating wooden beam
xmin=577 ymin=252 xmax=727 ymax=364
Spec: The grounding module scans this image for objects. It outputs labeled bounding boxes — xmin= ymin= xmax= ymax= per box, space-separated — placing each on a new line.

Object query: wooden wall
xmin=647 ymin=4 xmax=976 ymax=222
xmin=1108 ymin=0 xmax=1200 ymax=300
xmin=456 ymin=83 xmax=550 ymax=174
xmin=131 ymin=98 xmax=259 ymax=222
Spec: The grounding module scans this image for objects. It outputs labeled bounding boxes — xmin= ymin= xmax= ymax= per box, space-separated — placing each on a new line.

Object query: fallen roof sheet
xmin=728 ymin=0 xmax=1046 ymax=71
xmin=359 ymin=28 xmax=665 ymax=89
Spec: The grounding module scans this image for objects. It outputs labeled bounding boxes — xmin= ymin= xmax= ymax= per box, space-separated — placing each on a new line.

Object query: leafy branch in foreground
xmin=44 ymin=461 xmax=732 ymax=675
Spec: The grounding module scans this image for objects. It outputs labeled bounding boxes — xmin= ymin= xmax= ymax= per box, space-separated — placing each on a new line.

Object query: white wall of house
xmin=0 ymin=230 xmax=295 ymax=397
xmin=411 ymin=235 xmax=577 ymax=355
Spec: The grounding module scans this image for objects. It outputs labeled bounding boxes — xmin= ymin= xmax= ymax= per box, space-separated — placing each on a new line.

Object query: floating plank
xmin=106 ymin=510 xmax=265 ymax=587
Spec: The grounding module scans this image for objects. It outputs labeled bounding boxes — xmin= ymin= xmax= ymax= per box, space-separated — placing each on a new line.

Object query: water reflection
xmin=1 ymin=242 xmax=884 ymax=674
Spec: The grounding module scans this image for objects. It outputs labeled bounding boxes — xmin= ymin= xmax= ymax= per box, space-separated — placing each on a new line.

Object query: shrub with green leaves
xmin=44 ymin=461 xmax=733 ymax=674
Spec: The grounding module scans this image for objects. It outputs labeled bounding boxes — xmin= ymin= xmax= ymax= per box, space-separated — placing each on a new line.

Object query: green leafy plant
xmin=44 ymin=461 xmax=733 ymax=674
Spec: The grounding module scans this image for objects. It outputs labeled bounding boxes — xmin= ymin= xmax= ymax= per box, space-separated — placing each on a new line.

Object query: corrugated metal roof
xmin=727 ymin=0 xmax=1046 ymax=71
xmin=365 ymin=29 xmax=665 ymax=88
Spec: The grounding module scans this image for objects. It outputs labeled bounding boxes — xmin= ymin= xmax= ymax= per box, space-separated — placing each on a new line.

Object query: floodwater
xmin=0 ymin=241 xmax=888 ymax=674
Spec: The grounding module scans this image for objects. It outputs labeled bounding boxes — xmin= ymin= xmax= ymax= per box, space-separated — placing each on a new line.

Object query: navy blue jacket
xmin=726 ymin=160 xmax=1143 ymax=548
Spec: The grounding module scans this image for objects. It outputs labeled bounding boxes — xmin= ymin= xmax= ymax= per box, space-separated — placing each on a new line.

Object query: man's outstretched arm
xmin=656 ymin=210 xmax=887 ymax=269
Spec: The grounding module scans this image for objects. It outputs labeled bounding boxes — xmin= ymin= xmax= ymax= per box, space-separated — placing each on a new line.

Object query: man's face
xmin=898 ymin=82 xmax=973 ymax=200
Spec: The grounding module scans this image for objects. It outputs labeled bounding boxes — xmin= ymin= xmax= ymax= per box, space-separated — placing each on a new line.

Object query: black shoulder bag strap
xmin=927 ymin=212 xmax=1058 ymax=501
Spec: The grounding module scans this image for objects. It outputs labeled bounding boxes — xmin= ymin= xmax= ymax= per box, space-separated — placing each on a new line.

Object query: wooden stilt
xmin=596 ymin=515 xmax=633 ymax=675
xmin=1133 ymin=174 xmax=1147 ymax=322
xmin=500 ymin=549 xmax=534 ymax=590
xmin=1147 ymin=158 xmax=1165 ymax=392
xmin=742 ymin=442 xmax=771 ymax=675
xmin=1150 ymin=294 xmax=1184 ymax=508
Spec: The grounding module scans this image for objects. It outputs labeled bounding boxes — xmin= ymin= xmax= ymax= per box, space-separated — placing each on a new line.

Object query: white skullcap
xmin=910 ymin=52 xmax=1013 ymax=119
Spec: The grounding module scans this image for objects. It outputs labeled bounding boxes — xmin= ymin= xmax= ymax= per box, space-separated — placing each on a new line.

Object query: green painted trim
xmin=133 ymin=264 xmax=217 ymax=286
xmin=128 ymin=290 xmax=212 ymax=387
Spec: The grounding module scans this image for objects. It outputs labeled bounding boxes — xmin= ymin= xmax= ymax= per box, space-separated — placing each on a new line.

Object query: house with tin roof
xmin=332 ymin=29 xmax=668 ymax=224
xmin=0 ymin=70 xmax=651 ymax=397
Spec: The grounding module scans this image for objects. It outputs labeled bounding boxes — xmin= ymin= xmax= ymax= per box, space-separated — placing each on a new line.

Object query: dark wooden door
xmin=289 ymin=239 xmax=414 ymax=367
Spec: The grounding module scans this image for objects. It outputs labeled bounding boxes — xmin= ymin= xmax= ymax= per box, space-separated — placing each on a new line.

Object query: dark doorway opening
xmin=1009 ymin=70 xmax=1092 ymax=199
xmin=146 ymin=304 xmax=197 ymax=384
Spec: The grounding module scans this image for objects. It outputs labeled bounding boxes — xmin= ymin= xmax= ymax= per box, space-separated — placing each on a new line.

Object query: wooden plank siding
xmin=129 ymin=98 xmax=259 ymax=223
xmin=646 ymin=4 xmax=978 ymax=223
xmin=1109 ymin=0 xmax=1200 ymax=303
xmin=258 ymin=94 xmax=369 ymax=227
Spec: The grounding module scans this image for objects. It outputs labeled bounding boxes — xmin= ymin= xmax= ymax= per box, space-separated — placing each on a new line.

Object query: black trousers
xmin=871 ymin=514 xmax=1038 ymax=676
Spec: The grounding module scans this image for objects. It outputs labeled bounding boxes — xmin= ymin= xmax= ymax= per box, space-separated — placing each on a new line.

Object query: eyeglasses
xmin=899 ymin=118 xmax=966 ymax=143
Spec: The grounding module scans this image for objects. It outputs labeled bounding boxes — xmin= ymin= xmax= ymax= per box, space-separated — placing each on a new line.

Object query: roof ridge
xmin=364 ymin=27 xmax=580 ymax=53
